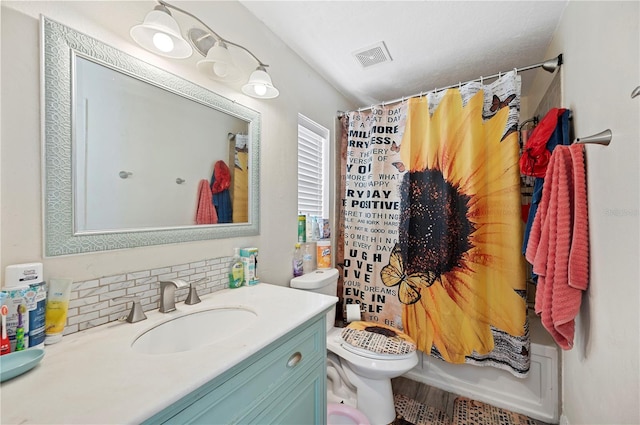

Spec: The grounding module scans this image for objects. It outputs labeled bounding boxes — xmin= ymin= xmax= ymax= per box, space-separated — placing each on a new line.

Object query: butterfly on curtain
xmin=380 ymin=243 xmax=437 ymax=305
xmin=390 ymin=141 xmax=401 ymax=152
xmin=489 ymin=93 xmax=516 ymax=112
xmin=392 ymin=161 xmax=406 ymax=172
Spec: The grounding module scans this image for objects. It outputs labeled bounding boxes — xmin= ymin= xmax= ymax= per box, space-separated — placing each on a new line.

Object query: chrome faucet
xmin=159 ymin=279 xmax=188 ymax=313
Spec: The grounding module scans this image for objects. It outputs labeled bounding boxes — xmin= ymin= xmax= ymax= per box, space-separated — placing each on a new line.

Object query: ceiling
xmin=240 ymin=1 xmax=568 ymax=107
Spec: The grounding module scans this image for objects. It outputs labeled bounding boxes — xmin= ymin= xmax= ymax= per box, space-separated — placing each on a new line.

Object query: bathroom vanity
xmin=0 ymin=284 xmax=337 ymax=424
xmin=143 ymin=316 xmax=326 ymax=424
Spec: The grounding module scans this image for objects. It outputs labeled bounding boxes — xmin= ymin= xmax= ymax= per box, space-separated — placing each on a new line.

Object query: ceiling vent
xmin=352 ymin=41 xmax=392 ymax=68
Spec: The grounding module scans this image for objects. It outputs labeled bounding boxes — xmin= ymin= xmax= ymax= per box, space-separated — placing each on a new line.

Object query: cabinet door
xmin=249 ymin=360 xmax=326 ymax=425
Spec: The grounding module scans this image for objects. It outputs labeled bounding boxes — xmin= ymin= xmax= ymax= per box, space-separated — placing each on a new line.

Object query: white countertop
xmin=0 ymin=283 xmax=337 ymax=425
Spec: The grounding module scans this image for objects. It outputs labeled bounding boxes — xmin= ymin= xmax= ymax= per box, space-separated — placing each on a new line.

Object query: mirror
xmin=42 ymin=17 xmax=260 ymax=256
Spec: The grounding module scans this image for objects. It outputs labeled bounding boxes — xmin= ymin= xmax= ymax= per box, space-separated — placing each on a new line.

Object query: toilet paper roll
xmin=345 ymin=304 xmax=362 ymax=323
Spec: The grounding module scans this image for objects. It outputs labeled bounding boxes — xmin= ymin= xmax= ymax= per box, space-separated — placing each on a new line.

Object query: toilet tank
xmin=291 ymin=268 xmax=339 ymax=330
xmin=290 ymin=268 xmax=339 ymax=297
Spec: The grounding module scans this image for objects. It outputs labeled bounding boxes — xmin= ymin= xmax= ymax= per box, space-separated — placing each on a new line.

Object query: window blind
xmin=297 ymin=125 xmax=325 ymax=218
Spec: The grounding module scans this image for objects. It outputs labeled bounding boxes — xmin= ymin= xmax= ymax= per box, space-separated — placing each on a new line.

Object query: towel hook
xmin=119 ymin=171 xmax=133 ymax=179
xmin=575 ymin=129 xmax=612 ymax=146
xmin=631 ymin=86 xmax=640 ymax=99
xmin=176 ymin=178 xmax=186 ymax=184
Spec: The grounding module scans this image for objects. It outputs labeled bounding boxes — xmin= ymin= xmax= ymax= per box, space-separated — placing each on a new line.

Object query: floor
xmin=391 ymin=376 xmax=551 ymax=425
xmin=392 ymin=376 xmax=457 ymax=419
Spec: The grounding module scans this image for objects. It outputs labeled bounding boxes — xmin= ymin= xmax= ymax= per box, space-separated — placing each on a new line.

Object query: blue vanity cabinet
xmin=142 ymin=314 xmax=327 ymax=425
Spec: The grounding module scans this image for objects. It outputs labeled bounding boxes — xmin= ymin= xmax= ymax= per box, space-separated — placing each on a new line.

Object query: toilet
xmin=291 ymin=269 xmax=419 ymax=425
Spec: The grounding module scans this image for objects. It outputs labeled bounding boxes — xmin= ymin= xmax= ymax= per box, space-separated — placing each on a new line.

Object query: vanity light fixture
xmin=130 ymin=4 xmax=193 ymax=59
xmin=130 ymin=0 xmax=279 ymax=99
xmin=242 ymin=66 xmax=279 ymax=98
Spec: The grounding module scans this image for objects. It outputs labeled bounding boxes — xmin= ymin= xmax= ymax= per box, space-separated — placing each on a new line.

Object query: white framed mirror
xmin=42 ymin=17 xmax=260 ymax=256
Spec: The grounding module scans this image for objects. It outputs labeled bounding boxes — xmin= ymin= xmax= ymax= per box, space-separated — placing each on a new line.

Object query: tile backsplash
xmin=64 ymin=256 xmax=231 ymax=335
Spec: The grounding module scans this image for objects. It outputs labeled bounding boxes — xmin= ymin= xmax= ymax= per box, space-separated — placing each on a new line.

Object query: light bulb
xmin=152 ymin=32 xmax=174 ymax=53
xmin=254 ymin=84 xmax=267 ymax=96
xmin=213 ymin=62 xmax=228 ymax=78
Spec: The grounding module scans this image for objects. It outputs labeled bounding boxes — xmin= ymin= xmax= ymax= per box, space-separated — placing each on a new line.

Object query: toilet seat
xmin=327 ymin=327 xmax=419 ymax=377
xmin=327 ymin=403 xmax=370 ymax=425
xmin=341 ymin=341 xmax=416 ymax=360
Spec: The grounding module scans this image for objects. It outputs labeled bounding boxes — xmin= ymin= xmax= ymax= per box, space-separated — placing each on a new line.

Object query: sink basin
xmin=132 ymin=307 xmax=257 ymax=355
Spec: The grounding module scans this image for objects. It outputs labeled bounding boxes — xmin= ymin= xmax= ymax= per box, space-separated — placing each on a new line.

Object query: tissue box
xmin=240 ymin=247 xmax=259 ymax=286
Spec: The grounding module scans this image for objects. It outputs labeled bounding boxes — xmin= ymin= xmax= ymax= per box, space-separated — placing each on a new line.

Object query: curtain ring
xmin=480 ymin=76 xmax=483 ymax=85
xmin=458 ymin=81 xmax=462 ymax=89
xmin=498 ymin=71 xmax=502 ymax=78
xmin=514 ymin=67 xmax=518 ymax=76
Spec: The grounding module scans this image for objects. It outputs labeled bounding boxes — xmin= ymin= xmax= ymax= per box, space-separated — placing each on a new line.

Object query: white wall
xmin=528 ymin=1 xmax=639 ymax=423
xmin=0 ymin=2 xmax=353 ymax=285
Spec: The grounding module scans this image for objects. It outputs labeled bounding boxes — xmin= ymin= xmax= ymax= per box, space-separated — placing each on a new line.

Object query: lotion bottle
xmin=228 ymin=248 xmax=244 ymax=288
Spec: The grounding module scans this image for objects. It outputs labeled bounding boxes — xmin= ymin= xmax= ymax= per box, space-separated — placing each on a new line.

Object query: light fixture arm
xmin=157 ymin=0 xmax=269 ymax=68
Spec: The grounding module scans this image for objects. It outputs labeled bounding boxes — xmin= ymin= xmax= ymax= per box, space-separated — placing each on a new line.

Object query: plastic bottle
xmin=297 ymin=214 xmax=306 ymax=243
xmin=292 ymin=243 xmax=304 ymax=277
xmin=302 ymin=244 xmax=315 ymax=274
xmin=228 ymin=248 xmax=244 ymax=288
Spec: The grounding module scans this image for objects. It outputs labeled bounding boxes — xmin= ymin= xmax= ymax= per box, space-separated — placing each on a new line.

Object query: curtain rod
xmin=344 ymin=54 xmax=563 ymax=114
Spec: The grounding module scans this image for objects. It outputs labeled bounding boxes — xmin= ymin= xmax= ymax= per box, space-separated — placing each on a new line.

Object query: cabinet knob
xmin=287 ymin=352 xmax=302 ymax=368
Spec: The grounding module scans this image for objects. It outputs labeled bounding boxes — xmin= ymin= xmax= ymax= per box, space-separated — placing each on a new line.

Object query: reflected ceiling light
xmin=242 ymin=66 xmax=280 ymax=99
xmin=130 ymin=5 xmax=193 ymax=59
xmin=130 ymin=0 xmax=279 ymax=99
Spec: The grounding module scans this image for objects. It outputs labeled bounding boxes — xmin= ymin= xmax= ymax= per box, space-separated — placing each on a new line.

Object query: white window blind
xmin=297 ymin=115 xmax=329 ymax=219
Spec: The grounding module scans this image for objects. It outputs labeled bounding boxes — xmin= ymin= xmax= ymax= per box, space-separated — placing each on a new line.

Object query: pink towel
xmin=195 ymin=179 xmax=218 ymax=225
xmin=525 ymin=144 xmax=589 ymax=349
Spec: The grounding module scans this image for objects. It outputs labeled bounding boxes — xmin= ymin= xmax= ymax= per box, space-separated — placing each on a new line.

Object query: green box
xmin=240 ymin=247 xmax=259 ymax=286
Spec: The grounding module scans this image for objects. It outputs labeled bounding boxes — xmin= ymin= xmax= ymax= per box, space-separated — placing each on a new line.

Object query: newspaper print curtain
xmin=339 ymin=72 xmax=531 ymax=376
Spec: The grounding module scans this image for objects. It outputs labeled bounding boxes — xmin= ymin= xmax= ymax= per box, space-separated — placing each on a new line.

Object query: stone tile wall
xmin=64 ymin=256 xmax=231 ymax=335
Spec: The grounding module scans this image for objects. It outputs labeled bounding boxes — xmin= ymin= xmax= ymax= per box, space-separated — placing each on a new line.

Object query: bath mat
xmin=452 ymin=397 xmax=537 ymax=425
xmin=394 ymin=394 xmax=451 ymax=425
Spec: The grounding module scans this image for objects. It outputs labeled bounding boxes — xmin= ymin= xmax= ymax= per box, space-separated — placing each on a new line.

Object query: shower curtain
xmin=339 ymin=72 xmax=530 ymax=376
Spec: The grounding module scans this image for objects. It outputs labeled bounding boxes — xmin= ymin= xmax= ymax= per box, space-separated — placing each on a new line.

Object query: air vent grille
xmin=353 ymin=41 xmax=392 ymax=68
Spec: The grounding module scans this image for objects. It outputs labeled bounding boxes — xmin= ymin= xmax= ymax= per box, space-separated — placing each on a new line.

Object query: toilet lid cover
xmin=341 ymin=321 xmax=417 ymax=356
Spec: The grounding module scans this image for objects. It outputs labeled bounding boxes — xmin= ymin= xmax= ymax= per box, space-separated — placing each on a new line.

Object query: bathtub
xmin=404 ymin=313 xmax=559 ymax=423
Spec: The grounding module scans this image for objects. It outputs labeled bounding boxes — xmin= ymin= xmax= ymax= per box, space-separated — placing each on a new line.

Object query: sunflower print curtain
xmin=340 ymin=72 xmax=530 ymax=376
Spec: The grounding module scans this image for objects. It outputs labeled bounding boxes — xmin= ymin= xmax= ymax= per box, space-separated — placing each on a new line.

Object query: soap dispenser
xmin=228 ymin=248 xmax=244 ymax=288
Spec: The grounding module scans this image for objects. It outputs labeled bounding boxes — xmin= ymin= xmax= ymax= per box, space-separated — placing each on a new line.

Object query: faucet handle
xmin=114 ymin=295 xmax=147 ymax=323
xmin=185 ymin=277 xmax=207 ymax=305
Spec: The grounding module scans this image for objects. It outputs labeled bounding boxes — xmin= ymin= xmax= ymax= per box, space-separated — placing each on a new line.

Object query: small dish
xmin=0 ymin=348 xmax=45 ymax=382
